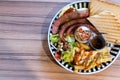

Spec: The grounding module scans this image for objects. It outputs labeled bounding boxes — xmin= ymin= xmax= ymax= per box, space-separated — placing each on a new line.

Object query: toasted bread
xmin=99 ymin=0 xmax=120 ymax=6
xmin=90 ymin=0 xmax=120 ymax=21
xmin=87 ymin=10 xmax=120 ymax=44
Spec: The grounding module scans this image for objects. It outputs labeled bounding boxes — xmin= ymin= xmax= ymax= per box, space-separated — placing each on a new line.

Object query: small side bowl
xmin=89 ymin=35 xmax=106 ymax=50
xmin=75 ymin=25 xmax=92 ymax=43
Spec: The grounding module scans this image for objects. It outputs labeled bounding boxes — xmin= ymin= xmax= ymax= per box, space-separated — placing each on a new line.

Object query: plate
xmin=48 ymin=0 xmax=120 ymax=74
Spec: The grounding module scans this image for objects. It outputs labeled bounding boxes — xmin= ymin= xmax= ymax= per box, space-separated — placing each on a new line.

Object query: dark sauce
xmin=90 ymin=36 xmax=105 ymax=49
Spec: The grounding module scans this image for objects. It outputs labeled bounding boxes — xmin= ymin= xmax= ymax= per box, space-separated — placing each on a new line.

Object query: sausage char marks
xmin=52 ymin=9 xmax=89 ymax=34
xmin=66 ymin=24 xmax=81 ymax=35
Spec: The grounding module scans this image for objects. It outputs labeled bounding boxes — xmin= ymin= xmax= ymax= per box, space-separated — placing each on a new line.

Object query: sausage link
xmin=52 ymin=9 xmax=89 ymax=34
xmin=66 ymin=24 xmax=81 ymax=35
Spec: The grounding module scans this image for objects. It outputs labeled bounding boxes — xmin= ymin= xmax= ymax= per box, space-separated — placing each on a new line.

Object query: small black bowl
xmin=89 ymin=35 xmax=106 ymax=50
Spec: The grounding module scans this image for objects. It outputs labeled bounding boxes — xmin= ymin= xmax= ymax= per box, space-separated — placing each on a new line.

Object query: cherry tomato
xmin=79 ymin=28 xmax=83 ymax=33
xmin=82 ymin=33 xmax=89 ymax=39
xmin=74 ymin=53 xmax=79 ymax=62
xmin=55 ymin=51 xmax=61 ymax=60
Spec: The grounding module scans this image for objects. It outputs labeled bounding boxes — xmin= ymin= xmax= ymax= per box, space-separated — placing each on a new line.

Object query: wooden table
xmin=0 ymin=0 xmax=120 ymax=80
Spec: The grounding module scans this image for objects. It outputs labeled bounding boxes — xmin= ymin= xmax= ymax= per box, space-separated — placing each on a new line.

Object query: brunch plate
xmin=48 ymin=0 xmax=120 ymax=74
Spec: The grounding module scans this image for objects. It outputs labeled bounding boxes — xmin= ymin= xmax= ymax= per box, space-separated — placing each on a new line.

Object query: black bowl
xmin=89 ymin=35 xmax=106 ymax=50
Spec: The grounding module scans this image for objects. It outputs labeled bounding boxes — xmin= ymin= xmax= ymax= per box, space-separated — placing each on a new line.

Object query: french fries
xmin=74 ymin=45 xmax=114 ymax=71
xmin=76 ymin=42 xmax=91 ymax=50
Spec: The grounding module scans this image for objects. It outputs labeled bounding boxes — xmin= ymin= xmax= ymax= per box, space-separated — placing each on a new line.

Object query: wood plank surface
xmin=0 ymin=0 xmax=120 ymax=80
xmin=0 ymin=0 xmax=83 ymax=2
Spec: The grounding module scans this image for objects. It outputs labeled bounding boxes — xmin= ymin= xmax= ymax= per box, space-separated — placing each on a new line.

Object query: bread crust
xmin=88 ymin=10 xmax=120 ymax=44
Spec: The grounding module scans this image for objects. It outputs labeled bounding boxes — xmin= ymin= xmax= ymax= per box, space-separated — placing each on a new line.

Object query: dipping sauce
xmin=89 ymin=35 xmax=106 ymax=50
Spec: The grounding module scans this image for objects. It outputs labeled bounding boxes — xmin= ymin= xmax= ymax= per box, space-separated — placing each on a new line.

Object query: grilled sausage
xmin=78 ymin=9 xmax=89 ymax=18
xmin=62 ymin=8 xmax=75 ymax=15
xmin=59 ymin=19 xmax=88 ymax=42
xmin=52 ymin=9 xmax=89 ymax=34
xmin=66 ymin=24 xmax=81 ymax=35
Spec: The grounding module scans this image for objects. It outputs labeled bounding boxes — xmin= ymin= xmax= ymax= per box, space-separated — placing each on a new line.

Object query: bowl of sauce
xmin=89 ymin=35 xmax=106 ymax=50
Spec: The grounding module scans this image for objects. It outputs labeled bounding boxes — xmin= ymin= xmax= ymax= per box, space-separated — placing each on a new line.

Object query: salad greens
xmin=61 ymin=34 xmax=76 ymax=62
xmin=66 ymin=34 xmax=75 ymax=43
xmin=61 ymin=45 xmax=75 ymax=62
xmin=61 ymin=50 xmax=73 ymax=62
xmin=50 ymin=34 xmax=60 ymax=44
xmin=50 ymin=34 xmax=77 ymax=63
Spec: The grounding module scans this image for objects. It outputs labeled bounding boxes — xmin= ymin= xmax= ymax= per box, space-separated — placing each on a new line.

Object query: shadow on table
xmin=41 ymin=3 xmax=67 ymax=66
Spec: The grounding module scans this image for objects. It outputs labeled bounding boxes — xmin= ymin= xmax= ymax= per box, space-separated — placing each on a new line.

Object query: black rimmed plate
xmin=48 ymin=0 xmax=120 ymax=74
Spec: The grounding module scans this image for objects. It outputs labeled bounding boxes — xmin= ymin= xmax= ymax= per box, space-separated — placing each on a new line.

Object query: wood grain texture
xmin=0 ymin=0 xmax=120 ymax=80
xmin=0 ymin=0 xmax=85 ymax=3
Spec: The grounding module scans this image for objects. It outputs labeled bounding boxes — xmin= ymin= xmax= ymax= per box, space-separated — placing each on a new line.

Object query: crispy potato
xmin=80 ymin=43 xmax=91 ymax=50
xmin=76 ymin=42 xmax=91 ymax=50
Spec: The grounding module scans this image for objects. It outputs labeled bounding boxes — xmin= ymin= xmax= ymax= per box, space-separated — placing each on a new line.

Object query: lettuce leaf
xmin=61 ymin=50 xmax=73 ymax=62
xmin=61 ymin=46 xmax=75 ymax=62
xmin=50 ymin=34 xmax=60 ymax=44
xmin=61 ymin=34 xmax=76 ymax=62
xmin=66 ymin=34 xmax=75 ymax=42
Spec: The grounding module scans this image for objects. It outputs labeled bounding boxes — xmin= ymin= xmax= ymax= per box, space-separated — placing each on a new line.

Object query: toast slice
xmin=99 ymin=0 xmax=120 ymax=5
xmin=87 ymin=10 xmax=120 ymax=44
xmin=90 ymin=0 xmax=120 ymax=21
